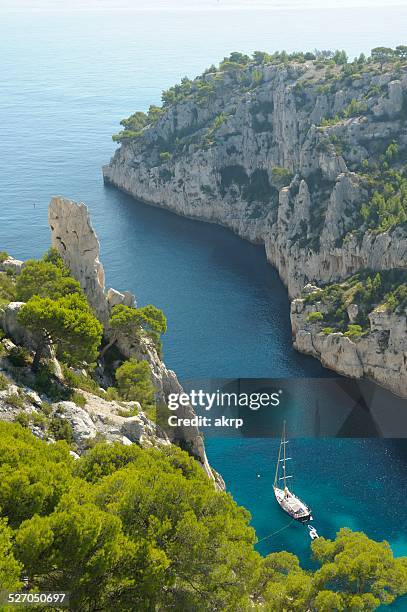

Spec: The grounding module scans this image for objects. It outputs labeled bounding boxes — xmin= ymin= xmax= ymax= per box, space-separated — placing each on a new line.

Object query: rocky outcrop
xmin=103 ymin=59 xmax=407 ymax=395
xmin=0 ymin=256 xmax=24 ymax=275
xmin=0 ymin=302 xmax=63 ymax=379
xmin=0 ymin=302 xmax=32 ymax=347
xmin=291 ymin=293 xmax=407 ymax=398
xmin=49 ymin=197 xmax=110 ymax=325
xmin=0 ymin=358 xmax=170 ymax=452
xmin=107 ymin=288 xmax=136 ymax=309
xmin=48 ymin=197 xmax=214 ymax=480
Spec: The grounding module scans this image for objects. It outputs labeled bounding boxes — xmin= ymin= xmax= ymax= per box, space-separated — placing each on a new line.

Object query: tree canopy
xmin=101 ymin=303 xmax=167 ymax=359
xmin=16 ymin=252 xmax=103 ymax=370
xmin=15 ymin=249 xmax=103 ymax=370
xmin=15 ymin=251 xmax=80 ymax=302
xmin=115 ymin=358 xmax=156 ymax=406
xmin=0 ymin=422 xmax=406 ymax=610
xmin=18 ymin=294 xmax=103 ymax=368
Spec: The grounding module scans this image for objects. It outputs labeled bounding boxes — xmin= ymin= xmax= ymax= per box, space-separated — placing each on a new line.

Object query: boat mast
xmin=274 ymin=428 xmax=282 ymax=488
xmin=283 ymin=420 xmax=287 ymax=491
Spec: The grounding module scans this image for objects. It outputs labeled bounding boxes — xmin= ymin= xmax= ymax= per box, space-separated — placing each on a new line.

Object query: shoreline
xmin=103 ymin=174 xmax=406 ymax=399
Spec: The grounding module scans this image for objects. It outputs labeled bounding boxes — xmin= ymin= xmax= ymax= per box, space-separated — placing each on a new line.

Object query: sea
xmin=1 ymin=3 xmax=407 ymax=605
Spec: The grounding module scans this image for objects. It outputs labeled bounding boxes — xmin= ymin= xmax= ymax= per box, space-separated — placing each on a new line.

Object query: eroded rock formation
xmin=103 ymin=58 xmax=407 ymax=395
xmin=49 ymin=197 xmax=110 ymax=324
xmin=291 ymin=292 xmax=407 ymax=397
xmin=48 ymin=197 xmax=215 ymax=479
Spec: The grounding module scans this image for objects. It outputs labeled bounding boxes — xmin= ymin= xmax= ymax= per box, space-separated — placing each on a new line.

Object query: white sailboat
xmin=273 ymin=422 xmax=313 ymax=523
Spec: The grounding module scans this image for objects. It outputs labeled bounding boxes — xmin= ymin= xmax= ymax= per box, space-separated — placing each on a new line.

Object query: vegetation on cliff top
xmin=358 ymin=145 xmax=407 ymax=234
xmin=1 ymin=248 xmax=167 ymax=425
xmin=303 ymin=269 xmax=407 ymax=336
xmin=0 ymin=421 xmax=406 ymax=610
xmin=111 ymin=45 xmax=407 ymax=243
xmin=112 ymin=46 xmax=407 ymax=143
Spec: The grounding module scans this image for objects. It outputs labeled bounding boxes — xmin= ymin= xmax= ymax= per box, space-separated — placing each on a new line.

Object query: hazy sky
xmin=1 ymin=0 xmax=406 ymax=10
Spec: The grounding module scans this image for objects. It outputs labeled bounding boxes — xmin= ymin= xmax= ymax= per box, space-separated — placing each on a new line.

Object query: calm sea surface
xmin=1 ymin=5 xmax=407 ymax=602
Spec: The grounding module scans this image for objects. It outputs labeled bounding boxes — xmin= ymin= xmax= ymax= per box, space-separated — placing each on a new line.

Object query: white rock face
xmin=347 ymin=304 xmax=359 ymax=323
xmin=49 ymin=196 xmax=110 ymax=324
xmin=55 ymin=401 xmax=98 ymax=446
xmin=0 ymin=257 xmax=24 ymax=275
xmin=291 ymin=297 xmax=407 ymax=398
xmin=107 ymin=287 xmax=136 ymax=309
xmin=103 ymin=61 xmax=407 ymax=396
xmin=46 ymin=197 xmax=215 ymax=481
xmin=0 ymin=302 xmax=33 ymax=347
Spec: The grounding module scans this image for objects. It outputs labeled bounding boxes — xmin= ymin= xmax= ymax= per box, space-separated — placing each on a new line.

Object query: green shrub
xmin=115 ymin=358 xmax=155 ymax=409
xmin=40 ymin=401 xmax=53 ymax=417
xmin=343 ymin=98 xmax=368 ymax=118
xmin=205 ymin=113 xmax=227 ymax=145
xmin=307 ymin=311 xmax=324 ymax=323
xmin=344 ymin=324 xmax=363 ymax=338
xmin=0 ymin=251 xmax=9 ymax=264
xmin=49 ymin=416 xmax=74 ymax=444
xmin=0 ymin=272 xmax=16 ymax=303
xmin=322 ymin=327 xmax=334 ymax=335
xmin=61 ymin=366 xmax=104 ymax=397
xmin=6 ymin=392 xmax=25 ymax=409
xmin=360 ymin=172 xmax=407 ymax=233
xmin=271 ymin=166 xmax=293 ymax=188
xmin=13 ymin=412 xmax=30 ymax=428
xmin=34 ymin=363 xmax=67 ymax=402
xmin=32 ymin=412 xmax=47 ymax=430
xmin=385 ymin=284 xmax=407 ymax=312
xmin=82 ymin=432 xmax=106 ymax=451
xmin=310 ymin=270 xmax=406 ymax=332
xmin=8 ymin=346 xmax=31 ymax=367
xmin=71 ymin=391 xmax=86 ymax=408
xmin=105 ymin=387 xmax=120 ymax=401
xmin=112 ymin=111 xmax=149 ymax=142
xmin=159 ymin=151 xmax=172 ymax=162
xmin=0 ymin=372 xmax=9 ymax=391
xmin=34 ymin=362 xmax=54 ymax=390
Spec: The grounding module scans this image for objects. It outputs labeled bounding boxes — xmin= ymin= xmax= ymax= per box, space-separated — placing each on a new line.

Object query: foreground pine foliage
xmin=0 ymin=422 xmax=406 ymax=610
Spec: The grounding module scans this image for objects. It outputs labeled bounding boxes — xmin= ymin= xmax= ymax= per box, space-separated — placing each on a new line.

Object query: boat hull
xmin=274 ymin=486 xmax=312 ymax=522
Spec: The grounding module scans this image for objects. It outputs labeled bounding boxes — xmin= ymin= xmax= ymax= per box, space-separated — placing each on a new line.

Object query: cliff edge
xmin=103 ymin=50 xmax=407 ymax=396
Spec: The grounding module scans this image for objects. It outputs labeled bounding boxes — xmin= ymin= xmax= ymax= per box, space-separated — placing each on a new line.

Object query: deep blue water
xmin=1 ymin=5 xmax=407 ymax=606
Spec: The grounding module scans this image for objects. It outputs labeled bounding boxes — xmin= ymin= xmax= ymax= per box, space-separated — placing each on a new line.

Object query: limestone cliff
xmin=49 ymin=198 xmax=110 ymax=325
xmin=0 ymin=353 xmax=170 ymax=453
xmin=48 ymin=197 xmax=214 ymax=478
xmin=103 ymin=52 xmax=407 ymax=396
xmin=291 ymin=283 xmax=407 ymax=397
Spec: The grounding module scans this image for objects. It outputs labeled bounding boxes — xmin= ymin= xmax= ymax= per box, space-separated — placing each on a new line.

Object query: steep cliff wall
xmin=291 ymin=283 xmax=407 ymax=397
xmin=48 ymin=197 xmax=215 ymax=479
xmin=103 ymin=54 xmax=407 ymax=396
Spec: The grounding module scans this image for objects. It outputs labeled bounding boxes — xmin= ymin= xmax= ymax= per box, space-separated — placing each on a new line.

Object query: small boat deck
xmin=273 ymin=422 xmax=312 ymax=522
xmin=274 ymin=486 xmax=311 ymax=520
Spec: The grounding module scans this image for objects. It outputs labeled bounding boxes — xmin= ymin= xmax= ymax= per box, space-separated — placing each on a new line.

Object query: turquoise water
xmin=1 ymin=5 xmax=407 ymax=605
xmin=207 ymin=438 xmax=407 ymax=561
